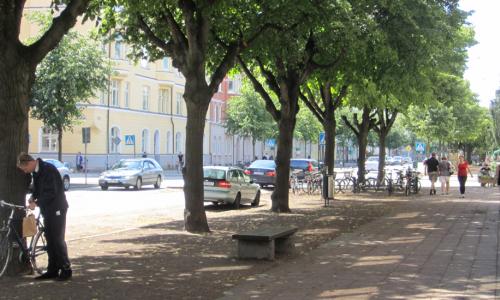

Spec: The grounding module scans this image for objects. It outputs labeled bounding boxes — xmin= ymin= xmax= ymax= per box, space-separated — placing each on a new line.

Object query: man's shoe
xmin=57 ymin=268 xmax=72 ymax=281
xmin=35 ymin=271 xmax=59 ymax=280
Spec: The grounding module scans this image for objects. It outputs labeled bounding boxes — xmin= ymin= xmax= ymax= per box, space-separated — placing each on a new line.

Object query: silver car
xmin=203 ymin=166 xmax=261 ymax=209
xmin=43 ymin=158 xmax=71 ymax=191
xmin=98 ymin=158 xmax=163 ymax=190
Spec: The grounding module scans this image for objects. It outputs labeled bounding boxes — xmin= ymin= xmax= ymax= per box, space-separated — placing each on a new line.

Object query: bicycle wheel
xmin=30 ymin=231 xmax=48 ymax=275
xmin=0 ymin=229 xmax=12 ymax=277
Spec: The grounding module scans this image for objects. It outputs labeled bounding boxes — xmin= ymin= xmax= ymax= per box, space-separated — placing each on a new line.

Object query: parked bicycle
xmin=405 ymin=170 xmax=421 ymax=195
xmin=0 ymin=200 xmax=48 ymax=277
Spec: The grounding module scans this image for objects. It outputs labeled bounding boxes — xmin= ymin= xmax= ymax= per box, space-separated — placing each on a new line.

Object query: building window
xmin=111 ymin=80 xmax=120 ymax=107
xmin=175 ymin=132 xmax=182 ymax=153
xmin=100 ymin=90 xmax=108 ymax=105
xmin=166 ymin=131 xmax=171 ymax=154
xmin=110 ymin=127 xmax=120 ymax=153
xmin=41 ymin=127 xmax=58 ymax=152
xmin=162 ymin=57 xmax=170 ymax=71
xmin=142 ymin=85 xmax=150 ymax=110
xmin=228 ymin=80 xmax=234 ymax=92
xmin=176 ymin=93 xmax=183 ymax=115
xmin=153 ymin=130 xmax=160 ymax=155
xmin=114 ymin=37 xmax=122 ymax=59
xmin=141 ymin=129 xmax=149 ymax=154
xmin=124 ymin=82 xmax=130 ymax=108
xmin=140 ymin=50 xmax=149 ymax=68
xmin=158 ymin=88 xmax=169 ymax=113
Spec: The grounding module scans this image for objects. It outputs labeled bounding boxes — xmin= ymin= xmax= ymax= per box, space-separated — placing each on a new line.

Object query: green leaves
xmin=30 ymin=22 xmax=111 ymax=133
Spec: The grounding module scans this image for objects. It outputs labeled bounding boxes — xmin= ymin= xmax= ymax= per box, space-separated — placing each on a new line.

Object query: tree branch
xmin=27 ymin=0 xmax=90 ymax=65
xmin=137 ymin=15 xmax=172 ymax=54
xmin=237 ymin=56 xmax=280 ymax=121
xmin=299 ymin=87 xmax=324 ymax=122
xmin=341 ymin=115 xmax=360 ymax=137
xmin=256 ymin=57 xmax=280 ymax=98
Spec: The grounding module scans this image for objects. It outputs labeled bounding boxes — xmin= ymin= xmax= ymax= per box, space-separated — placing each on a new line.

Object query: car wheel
xmin=154 ymin=176 xmax=161 ymax=189
xmin=63 ymin=176 xmax=70 ymax=191
xmin=134 ymin=177 xmax=142 ymax=190
xmin=251 ymin=190 xmax=260 ymax=207
xmin=233 ymin=193 xmax=241 ymax=209
xmin=100 ymin=185 xmax=108 ymax=191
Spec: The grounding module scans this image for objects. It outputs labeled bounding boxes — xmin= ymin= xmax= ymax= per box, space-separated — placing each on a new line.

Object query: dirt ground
xmin=0 ymin=190 xmax=416 ymax=299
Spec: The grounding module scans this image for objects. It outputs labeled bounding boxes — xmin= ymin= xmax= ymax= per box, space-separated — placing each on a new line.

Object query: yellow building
xmin=23 ymin=1 xmax=213 ymax=170
xmin=22 ymin=1 xmax=321 ymax=171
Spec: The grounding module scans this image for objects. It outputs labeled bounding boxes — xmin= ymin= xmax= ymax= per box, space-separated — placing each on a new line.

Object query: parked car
xmin=203 ymin=166 xmax=260 ymax=208
xmin=98 ymin=158 xmax=163 ymax=190
xmin=392 ymin=156 xmax=404 ymax=165
xmin=290 ymin=158 xmax=319 ymax=179
xmin=244 ymin=159 xmax=276 ymax=187
xmin=43 ymin=158 xmax=71 ymax=191
xmin=365 ymin=156 xmax=379 ymax=171
xmin=402 ymin=157 xmax=413 ymax=165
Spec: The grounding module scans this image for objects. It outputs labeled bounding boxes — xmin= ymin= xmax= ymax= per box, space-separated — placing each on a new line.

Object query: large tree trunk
xmin=182 ymin=82 xmax=210 ymax=233
xmin=323 ymin=109 xmax=336 ymax=175
xmin=377 ymin=132 xmax=387 ymax=185
xmin=58 ymin=126 xmax=63 ymax=162
xmin=357 ymin=131 xmax=369 ymax=182
xmin=0 ymin=61 xmax=34 ymax=275
xmin=272 ymin=111 xmax=295 ymax=212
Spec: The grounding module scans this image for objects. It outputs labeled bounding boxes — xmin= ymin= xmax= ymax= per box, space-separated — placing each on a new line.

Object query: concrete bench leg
xmin=237 ymin=240 xmax=275 ymax=260
xmin=275 ymin=236 xmax=294 ymax=254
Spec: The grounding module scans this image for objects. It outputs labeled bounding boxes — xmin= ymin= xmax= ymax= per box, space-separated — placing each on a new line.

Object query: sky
xmin=460 ymin=0 xmax=500 ymax=107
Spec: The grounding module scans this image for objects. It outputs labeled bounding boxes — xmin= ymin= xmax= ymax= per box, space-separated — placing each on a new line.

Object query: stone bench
xmin=232 ymin=226 xmax=298 ymax=260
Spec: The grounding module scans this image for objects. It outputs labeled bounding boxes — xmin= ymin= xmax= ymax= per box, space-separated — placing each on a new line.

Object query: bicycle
xmin=0 ymin=200 xmax=48 ymax=277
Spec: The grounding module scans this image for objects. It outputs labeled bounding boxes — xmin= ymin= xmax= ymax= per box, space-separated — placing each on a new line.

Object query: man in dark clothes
xmin=424 ymin=152 xmax=440 ymax=195
xmin=17 ymin=153 xmax=72 ymax=281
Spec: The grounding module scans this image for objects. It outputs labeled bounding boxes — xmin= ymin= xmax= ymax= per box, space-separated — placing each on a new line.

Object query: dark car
xmin=244 ymin=160 xmax=276 ymax=187
xmin=290 ymin=158 xmax=319 ymax=179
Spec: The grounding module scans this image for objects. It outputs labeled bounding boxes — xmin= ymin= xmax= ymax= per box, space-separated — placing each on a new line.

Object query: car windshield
xmin=290 ymin=160 xmax=317 ymax=169
xmin=249 ymin=160 xmax=276 ymax=168
xmin=45 ymin=159 xmax=63 ymax=168
xmin=111 ymin=160 xmax=142 ymax=170
xmin=203 ymin=169 xmax=226 ymax=180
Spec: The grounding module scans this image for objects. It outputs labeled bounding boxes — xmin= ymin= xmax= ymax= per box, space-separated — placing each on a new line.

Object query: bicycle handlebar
xmin=0 ymin=200 xmax=26 ymax=210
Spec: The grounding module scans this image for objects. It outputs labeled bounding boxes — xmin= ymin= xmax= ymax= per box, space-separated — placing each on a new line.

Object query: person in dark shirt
xmin=17 ymin=153 xmax=72 ymax=281
xmin=424 ymin=152 xmax=440 ymax=195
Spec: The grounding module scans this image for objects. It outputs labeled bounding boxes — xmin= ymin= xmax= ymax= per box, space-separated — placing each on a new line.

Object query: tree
xmin=103 ymin=0 xmax=274 ymax=232
xmin=300 ymin=80 xmax=347 ymax=175
xmin=31 ymin=24 xmax=111 ymax=161
xmin=238 ymin=1 xmax=350 ymax=212
xmin=225 ymin=80 xmax=275 ymax=158
xmin=489 ymin=89 xmax=500 ymax=147
xmin=0 ymin=0 xmax=93 ymax=276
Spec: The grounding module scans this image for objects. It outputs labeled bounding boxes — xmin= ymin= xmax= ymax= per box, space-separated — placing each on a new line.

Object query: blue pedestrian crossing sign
xmin=319 ymin=132 xmax=325 ymax=145
xmin=415 ymin=142 xmax=426 ymax=153
xmin=125 ymin=135 xmax=135 ymax=145
xmin=266 ymin=139 xmax=276 ymax=148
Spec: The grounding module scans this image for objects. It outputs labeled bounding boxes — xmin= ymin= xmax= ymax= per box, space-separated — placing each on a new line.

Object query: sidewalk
xmin=221 ymin=186 xmax=500 ymax=299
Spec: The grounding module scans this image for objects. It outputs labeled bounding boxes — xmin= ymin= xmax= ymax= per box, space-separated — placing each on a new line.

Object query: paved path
xmin=221 ymin=186 xmax=500 ymax=300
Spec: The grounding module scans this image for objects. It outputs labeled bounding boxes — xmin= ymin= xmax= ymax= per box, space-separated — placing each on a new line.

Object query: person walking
xmin=457 ymin=155 xmax=473 ymax=198
xmin=438 ymin=155 xmax=452 ymax=195
xmin=17 ymin=153 xmax=72 ymax=281
xmin=177 ymin=152 xmax=184 ymax=173
xmin=424 ymin=152 xmax=440 ymax=195
xmin=76 ymin=152 xmax=83 ymax=172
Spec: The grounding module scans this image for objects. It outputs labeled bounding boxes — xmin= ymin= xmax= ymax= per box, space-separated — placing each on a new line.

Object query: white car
xmin=43 ymin=158 xmax=71 ymax=191
xmin=203 ymin=166 xmax=261 ymax=209
xmin=365 ymin=156 xmax=379 ymax=171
